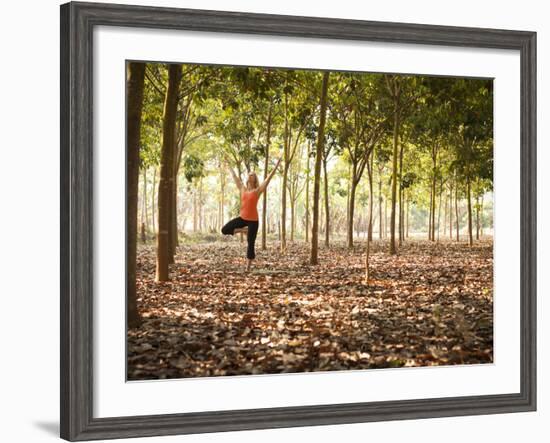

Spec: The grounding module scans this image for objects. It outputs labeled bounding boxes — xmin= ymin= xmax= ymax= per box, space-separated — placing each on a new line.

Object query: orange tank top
xmin=240 ymin=190 xmax=259 ymax=221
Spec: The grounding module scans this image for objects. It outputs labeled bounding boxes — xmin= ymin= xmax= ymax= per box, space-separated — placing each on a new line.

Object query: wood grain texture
xmin=60 ymin=2 xmax=537 ymax=440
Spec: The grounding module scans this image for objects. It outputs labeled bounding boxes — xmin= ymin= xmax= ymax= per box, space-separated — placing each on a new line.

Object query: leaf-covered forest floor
xmin=128 ymin=237 xmax=493 ymax=380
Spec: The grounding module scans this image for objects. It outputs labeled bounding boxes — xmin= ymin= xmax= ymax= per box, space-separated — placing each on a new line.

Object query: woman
xmin=222 ymin=156 xmax=282 ymax=270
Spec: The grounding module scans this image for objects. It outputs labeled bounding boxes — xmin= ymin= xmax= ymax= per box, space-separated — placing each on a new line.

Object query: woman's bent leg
xmin=221 ymin=217 xmax=246 ymax=235
xmin=245 ymin=221 xmax=259 ymax=260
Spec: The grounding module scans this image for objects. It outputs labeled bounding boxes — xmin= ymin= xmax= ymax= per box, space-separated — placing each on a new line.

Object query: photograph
xmin=56 ymin=1 xmax=539 ymax=440
xmin=126 ymin=62 xmax=494 ymax=380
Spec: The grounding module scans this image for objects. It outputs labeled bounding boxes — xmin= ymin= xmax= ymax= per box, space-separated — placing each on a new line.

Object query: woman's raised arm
xmin=258 ymin=156 xmax=282 ymax=195
xmin=223 ymin=155 xmax=244 ymax=191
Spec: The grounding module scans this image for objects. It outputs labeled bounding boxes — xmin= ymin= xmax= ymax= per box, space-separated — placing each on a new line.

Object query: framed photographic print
xmin=60 ymin=1 xmax=537 ymax=440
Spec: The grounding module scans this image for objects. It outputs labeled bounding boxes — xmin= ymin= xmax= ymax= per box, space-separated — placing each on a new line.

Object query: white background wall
xmin=0 ymin=0 xmax=547 ymax=441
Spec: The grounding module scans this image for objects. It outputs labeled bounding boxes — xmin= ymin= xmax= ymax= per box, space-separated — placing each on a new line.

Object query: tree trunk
xmin=430 ymin=151 xmax=437 ymax=242
xmin=140 ymin=222 xmax=146 ymax=243
xmin=126 ymin=61 xmax=145 ymax=328
xmin=198 ymin=178 xmax=203 ymax=232
xmin=151 ymin=167 xmax=156 ymax=235
xmin=290 ymin=197 xmax=295 ymax=242
xmin=467 ymin=175 xmax=473 ymax=246
xmin=449 ymin=185 xmax=453 ymax=240
xmin=428 ymin=182 xmax=433 ymax=240
xmin=384 ymin=197 xmax=388 ymax=239
xmin=192 ymin=188 xmax=197 ymax=232
xmin=455 ymin=180 xmax=460 ymax=242
xmin=169 ymin=174 xmax=177 ymax=263
xmin=310 ymin=71 xmax=330 ymax=265
xmin=480 ymin=195 xmax=484 ymax=237
xmin=378 ymin=175 xmax=383 ymax=239
xmin=219 ymin=163 xmax=225 ymax=232
xmin=406 ymin=191 xmax=409 ymax=238
xmin=365 ymin=155 xmax=374 ymax=283
xmin=432 ymin=179 xmax=436 ymax=241
xmin=346 ymin=164 xmax=350 ymax=238
xmin=400 ymin=187 xmax=405 ymax=243
xmin=437 ymin=180 xmax=443 ymax=242
xmin=398 ymin=141 xmax=404 ymax=246
xmin=262 ymin=103 xmax=272 ymax=250
xmin=347 ymin=178 xmax=357 ymax=249
xmin=319 ymin=197 xmax=324 ymax=238
xmin=389 ymin=93 xmax=400 ymax=255
xmin=476 ymin=195 xmax=480 ymax=240
xmin=443 ymin=185 xmax=448 ymax=236
xmin=142 ymin=168 xmax=148 ymax=237
xmin=323 ymin=158 xmax=330 ymax=247
xmin=281 ymin=91 xmax=289 ymax=252
xmin=368 ymin=153 xmax=374 ymax=242
xmin=140 ymin=169 xmax=146 ymax=243
xmin=305 ymin=153 xmax=310 ymax=243
xmin=156 ymin=63 xmax=181 ymax=282
xmin=281 ymin=164 xmax=288 ymax=252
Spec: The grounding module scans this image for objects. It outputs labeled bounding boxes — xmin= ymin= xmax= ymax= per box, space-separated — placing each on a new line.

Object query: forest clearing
xmin=128 ymin=237 xmax=493 ymax=379
xmin=126 ymin=61 xmax=494 ymax=379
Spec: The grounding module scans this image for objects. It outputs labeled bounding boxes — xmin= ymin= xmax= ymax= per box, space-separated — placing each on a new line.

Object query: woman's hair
xmin=247 ymin=172 xmax=259 ymax=190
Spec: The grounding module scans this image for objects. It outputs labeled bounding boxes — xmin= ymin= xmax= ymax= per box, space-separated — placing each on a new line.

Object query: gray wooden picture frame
xmin=60 ymin=1 xmax=537 ymax=441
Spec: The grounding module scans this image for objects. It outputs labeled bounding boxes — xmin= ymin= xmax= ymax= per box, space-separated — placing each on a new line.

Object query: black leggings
xmin=221 ymin=217 xmax=259 ymax=260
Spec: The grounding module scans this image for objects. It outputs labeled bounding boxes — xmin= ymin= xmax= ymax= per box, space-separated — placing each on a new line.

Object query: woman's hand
xmin=221 ymin=151 xmax=243 ymax=191
xmin=272 ymin=154 xmax=283 ymax=168
xmin=221 ymin=152 xmax=231 ymax=168
xmin=258 ymin=154 xmax=282 ymax=195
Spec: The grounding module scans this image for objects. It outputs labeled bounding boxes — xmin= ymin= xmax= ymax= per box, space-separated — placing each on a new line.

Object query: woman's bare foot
xmin=246 ymin=259 xmax=252 ymax=271
xmin=234 ymin=227 xmax=248 ymax=235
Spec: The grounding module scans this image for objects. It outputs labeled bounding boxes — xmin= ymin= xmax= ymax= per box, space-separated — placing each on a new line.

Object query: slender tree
xmin=310 ymin=71 xmax=330 ymax=265
xmin=156 ymin=64 xmax=182 ymax=282
xmin=450 ymin=78 xmax=493 ymax=246
xmin=398 ymin=137 xmax=405 ymax=245
xmin=323 ymin=154 xmax=330 ymax=247
xmin=151 ymin=167 xmax=157 ymax=234
xmin=287 ymin=143 xmax=306 ymax=242
xmin=377 ymin=162 xmax=384 ymax=239
xmin=367 ymin=151 xmax=375 ymax=242
xmin=334 ymin=74 xmax=386 ymax=249
xmin=305 ymin=151 xmax=311 ymax=243
xmin=455 ymin=177 xmax=460 ymax=242
xmin=280 ymin=73 xmax=312 ymax=252
xmin=385 ymin=75 xmax=402 ymax=255
xmin=141 ymin=168 xmax=148 ymax=242
xmin=466 ymin=172 xmax=473 ymax=246
xmin=365 ymin=149 xmax=375 ymax=283
xmin=261 ymin=102 xmax=273 ymax=250
xmin=448 ymin=183 xmax=453 ymax=239
xmin=126 ymin=61 xmax=146 ymax=328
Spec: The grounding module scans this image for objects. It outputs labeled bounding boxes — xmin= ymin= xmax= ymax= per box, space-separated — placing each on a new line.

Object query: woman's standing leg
xmin=221 ymin=217 xmax=246 ymax=235
xmin=245 ymin=221 xmax=259 ymax=270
